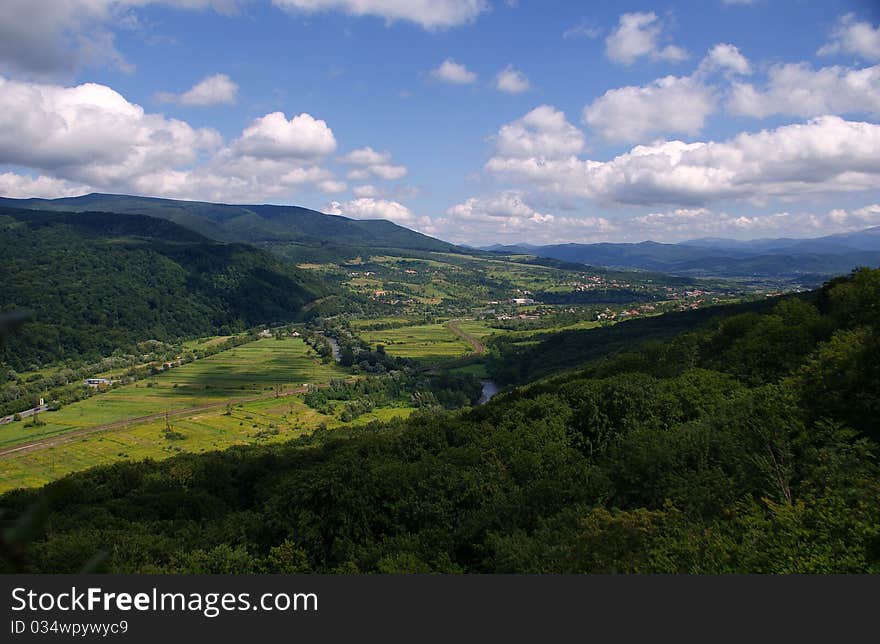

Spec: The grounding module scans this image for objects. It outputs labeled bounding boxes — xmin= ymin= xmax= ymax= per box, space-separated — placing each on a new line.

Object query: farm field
xmin=0 ymin=337 xmax=347 ymax=449
xmin=0 ymin=393 xmax=416 ymax=493
xmin=449 ymin=319 xmax=497 ymax=340
xmin=358 ymin=323 xmax=474 ymax=362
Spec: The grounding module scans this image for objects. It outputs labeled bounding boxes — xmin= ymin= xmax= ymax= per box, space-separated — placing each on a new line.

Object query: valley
xmin=1 ymin=196 xmax=878 ymax=574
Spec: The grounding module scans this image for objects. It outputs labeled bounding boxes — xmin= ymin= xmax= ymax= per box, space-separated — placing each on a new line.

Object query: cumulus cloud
xmin=0 ymin=76 xmax=221 ymax=188
xmin=493 ymin=105 xmax=585 ymax=160
xmin=827 ymin=203 xmax=880 ymax=228
xmin=0 ymin=0 xmax=243 ymax=77
xmin=272 ymin=0 xmax=487 ymax=30
xmin=634 ymin=204 xmax=880 ymax=239
xmin=0 ymin=172 xmax=89 ymax=199
xmin=439 ymin=191 xmax=616 ymax=244
xmin=728 ymin=63 xmax=880 ymax=118
xmin=429 ymin=58 xmax=477 ymax=84
xmin=0 ymin=76 xmax=356 ymax=204
xmin=155 ymin=73 xmax=238 ymax=106
xmin=447 ymin=192 xmax=554 ymax=225
xmin=326 ymin=197 xmax=416 ymax=224
xmin=486 ymin=111 xmax=880 ymax=207
xmin=583 ymin=75 xmax=716 ymax=142
xmin=818 ymin=13 xmax=880 ymax=62
xmin=605 ymin=12 xmax=688 ymax=65
xmin=339 ymin=146 xmax=407 ymax=181
xmin=495 ymin=66 xmax=530 ymax=94
xmin=233 ymin=112 xmax=337 ymax=160
xmin=699 ymin=43 xmax=751 ymax=75
xmin=436 ymin=198 xmax=880 ymax=245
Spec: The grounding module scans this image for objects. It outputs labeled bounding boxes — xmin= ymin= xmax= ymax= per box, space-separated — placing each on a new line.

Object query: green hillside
xmin=0 ymin=193 xmax=458 ymax=252
xmin=0 ymin=208 xmax=325 ymax=370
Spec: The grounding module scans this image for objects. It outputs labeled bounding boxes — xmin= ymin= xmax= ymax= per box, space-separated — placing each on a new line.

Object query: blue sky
xmin=1 ymin=0 xmax=879 ymax=245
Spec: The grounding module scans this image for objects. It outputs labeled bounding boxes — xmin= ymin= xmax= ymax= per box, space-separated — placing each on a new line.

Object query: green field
xmin=450 ymin=319 xmax=497 ymax=339
xmin=0 ymin=386 xmax=416 ymax=493
xmin=359 ymin=323 xmax=474 ymax=362
xmin=0 ymin=337 xmax=347 ymax=449
xmin=0 ymin=335 xmax=415 ymax=492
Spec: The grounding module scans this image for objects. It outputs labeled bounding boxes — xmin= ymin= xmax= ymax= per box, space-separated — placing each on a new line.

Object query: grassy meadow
xmin=0 ymin=337 xmax=347 ymax=449
xmin=0 ymin=392 xmax=416 ymax=493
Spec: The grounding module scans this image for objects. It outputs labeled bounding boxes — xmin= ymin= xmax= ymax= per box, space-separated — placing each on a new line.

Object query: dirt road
xmin=446 ymin=320 xmax=487 ymax=355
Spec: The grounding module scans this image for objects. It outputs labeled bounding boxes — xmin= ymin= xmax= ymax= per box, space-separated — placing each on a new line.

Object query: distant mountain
xmin=0 ymin=193 xmax=458 ymax=253
xmin=0 ymin=207 xmax=325 ymax=369
xmin=684 ymin=227 xmax=880 ymax=255
xmin=489 ymin=228 xmax=880 ymax=279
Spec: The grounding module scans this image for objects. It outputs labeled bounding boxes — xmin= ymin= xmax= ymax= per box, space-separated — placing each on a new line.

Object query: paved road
xmin=0 ymin=404 xmax=49 ymax=426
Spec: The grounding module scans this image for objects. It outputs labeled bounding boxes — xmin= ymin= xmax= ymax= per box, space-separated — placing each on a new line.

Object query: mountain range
xmin=485 ymin=227 xmax=880 ymax=279
xmin=3 ymin=193 xmax=878 ymax=280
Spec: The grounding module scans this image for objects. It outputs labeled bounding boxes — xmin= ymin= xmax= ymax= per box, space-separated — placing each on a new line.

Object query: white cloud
xmin=634 ymin=204 xmax=880 ymax=239
xmin=318 ymin=179 xmax=347 ymax=193
xmin=827 ymin=203 xmax=880 ymax=228
xmin=0 ymin=172 xmax=89 ymax=198
xmin=728 ymin=63 xmax=880 ymax=118
xmin=605 ymin=12 xmax=688 ymax=66
xmin=440 ymin=191 xmax=617 ymax=244
xmin=495 ymin=65 xmax=530 ymax=94
xmin=563 ymin=19 xmax=601 ymax=39
xmin=352 ymin=184 xmax=380 ymax=197
xmin=155 ymin=73 xmax=238 ymax=106
xmin=339 ymin=146 xmax=407 ymax=180
xmin=583 ymin=75 xmax=716 ymax=142
xmin=436 ymin=198 xmax=880 ymax=245
xmin=699 ymin=43 xmax=751 ymax=75
xmin=429 ymin=58 xmax=477 ymax=84
xmin=447 ymin=191 xmax=554 ymax=224
xmin=327 ymin=197 xmax=416 ymax=224
xmin=0 ymin=0 xmax=244 ymax=77
xmin=818 ymin=13 xmax=880 ymax=62
xmin=0 ymin=76 xmax=221 ymax=187
xmin=493 ymin=105 xmax=585 ymax=160
xmin=272 ymin=0 xmax=488 ymax=30
xmin=721 ymin=0 xmax=757 ymax=5
xmin=233 ymin=111 xmax=337 ymax=160
xmin=0 ymin=76 xmax=356 ymax=204
xmin=486 ymin=112 xmax=880 ymax=207
xmin=340 ymin=147 xmax=390 ymax=165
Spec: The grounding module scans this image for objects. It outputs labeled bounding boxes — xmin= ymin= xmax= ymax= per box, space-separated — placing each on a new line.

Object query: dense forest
xmin=0 ymin=208 xmax=324 ymax=370
xmin=1 ymin=268 xmax=877 ymax=573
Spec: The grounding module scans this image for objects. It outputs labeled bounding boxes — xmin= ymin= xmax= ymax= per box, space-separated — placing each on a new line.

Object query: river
xmin=326 ymin=336 xmax=341 ymax=362
xmin=478 ymin=380 xmax=499 ymax=405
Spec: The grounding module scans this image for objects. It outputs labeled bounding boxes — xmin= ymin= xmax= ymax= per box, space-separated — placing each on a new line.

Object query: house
xmin=85 ymin=378 xmax=113 ymax=387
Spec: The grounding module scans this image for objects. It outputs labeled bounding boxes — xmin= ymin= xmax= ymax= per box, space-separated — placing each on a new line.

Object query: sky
xmin=0 ymin=0 xmax=879 ymax=246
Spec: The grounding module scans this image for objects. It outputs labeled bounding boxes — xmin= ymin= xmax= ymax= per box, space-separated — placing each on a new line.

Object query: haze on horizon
xmin=1 ymin=0 xmax=879 ymax=246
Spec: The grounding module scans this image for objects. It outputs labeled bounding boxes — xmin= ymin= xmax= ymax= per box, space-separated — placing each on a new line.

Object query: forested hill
xmin=0 ymin=193 xmax=458 ymax=252
xmin=0 ymin=208 xmax=325 ymax=369
xmin=2 ymin=269 xmax=878 ymax=573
